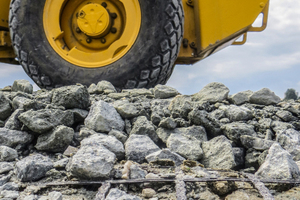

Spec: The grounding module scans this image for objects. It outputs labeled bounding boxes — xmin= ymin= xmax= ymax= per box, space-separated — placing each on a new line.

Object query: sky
xmin=0 ymin=0 xmax=299 ymax=98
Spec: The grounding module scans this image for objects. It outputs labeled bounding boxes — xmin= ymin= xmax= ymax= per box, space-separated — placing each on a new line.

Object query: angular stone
xmin=255 ymin=143 xmax=300 ymax=179
xmin=276 ymin=110 xmax=297 ymax=122
xmin=225 ymin=190 xmax=262 ymax=200
xmin=142 ymin=188 xmax=156 ymax=198
xmin=113 ymin=100 xmax=140 ymax=119
xmin=221 ymin=122 xmax=256 ymax=144
xmin=271 ymin=121 xmax=294 ymax=134
xmin=223 ymin=105 xmax=253 ymax=122
xmin=67 ymin=145 xmax=116 ymax=179
xmin=168 ymin=95 xmax=192 ymax=118
xmin=150 ymin=99 xmax=171 ymax=125
xmin=70 ymin=108 xmax=89 ymax=123
xmin=158 ymin=117 xmax=177 ymax=129
xmin=18 ymin=109 xmax=74 ymax=134
xmin=125 ymin=135 xmax=160 ymax=163
xmin=0 ymin=92 xmax=12 ymax=121
xmin=167 ymin=134 xmax=203 ymax=160
xmin=53 ymin=158 xmax=69 ymax=169
xmin=108 ymin=129 xmax=128 ymax=144
xmin=146 ymin=149 xmax=185 ymax=166
xmin=250 ymin=88 xmax=281 ymax=105
xmin=130 ymin=116 xmax=158 ymax=143
xmin=35 ymin=90 xmax=53 ymax=104
xmin=95 ymin=81 xmax=117 ymax=94
xmin=0 ymin=146 xmax=18 ymax=162
xmin=230 ymin=90 xmax=253 ymax=105
xmin=129 ymin=164 xmax=147 ymax=179
xmin=276 ymin=129 xmax=300 ymax=161
xmin=233 ymin=147 xmax=245 ymax=168
xmin=12 ymin=96 xmax=31 ymax=110
xmin=15 ymin=154 xmax=53 ymax=182
xmin=84 ymin=100 xmax=124 ymax=133
xmin=81 ymin=134 xmax=125 ymax=160
xmin=0 ymin=128 xmax=33 ymax=148
xmin=245 ymin=149 xmax=261 ymax=169
xmin=0 ymin=162 xmax=14 ymax=174
xmin=201 ymin=136 xmax=236 ymax=169
xmin=153 ymin=84 xmax=178 ymax=99
xmin=35 ymin=125 xmax=74 ymax=153
xmin=0 ymin=190 xmax=19 ymax=199
xmin=4 ymin=109 xmax=24 ymax=130
xmin=192 ymin=82 xmax=230 ymax=103
xmin=48 ymin=191 xmax=62 ymax=200
xmin=105 ymin=188 xmax=142 ymax=200
xmin=240 ymin=135 xmax=275 ymax=151
xmin=12 ymin=80 xmax=33 ymax=94
xmin=123 ymin=88 xmax=152 ymax=97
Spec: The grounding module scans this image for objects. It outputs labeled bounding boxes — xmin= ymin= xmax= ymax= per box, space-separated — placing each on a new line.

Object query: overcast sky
xmin=0 ymin=0 xmax=299 ymax=98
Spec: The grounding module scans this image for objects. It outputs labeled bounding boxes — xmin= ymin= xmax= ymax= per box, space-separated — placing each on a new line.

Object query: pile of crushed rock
xmin=1 ymin=80 xmax=300 ymax=199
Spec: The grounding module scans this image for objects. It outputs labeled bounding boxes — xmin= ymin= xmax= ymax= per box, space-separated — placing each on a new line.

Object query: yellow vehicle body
xmin=0 ymin=0 xmax=269 ymax=70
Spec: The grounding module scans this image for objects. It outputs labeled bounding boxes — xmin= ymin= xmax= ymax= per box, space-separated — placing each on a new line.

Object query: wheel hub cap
xmin=77 ymin=3 xmax=111 ymax=38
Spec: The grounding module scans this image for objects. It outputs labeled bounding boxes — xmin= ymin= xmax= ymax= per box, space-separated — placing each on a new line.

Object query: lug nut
xmin=101 ymin=2 xmax=107 ymax=8
xmin=76 ymin=27 xmax=81 ymax=33
xmin=111 ymin=27 xmax=117 ymax=34
xmin=86 ymin=38 xmax=92 ymax=43
xmin=101 ymin=38 xmax=106 ymax=44
xmin=111 ymin=13 xmax=117 ymax=19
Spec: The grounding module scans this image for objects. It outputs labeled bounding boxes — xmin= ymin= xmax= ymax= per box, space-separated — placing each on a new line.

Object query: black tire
xmin=9 ymin=0 xmax=184 ymax=90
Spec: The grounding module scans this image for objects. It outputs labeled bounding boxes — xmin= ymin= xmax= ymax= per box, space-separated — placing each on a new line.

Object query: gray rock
xmin=53 ymin=158 xmax=69 ymax=169
xmin=15 ymin=154 xmax=53 ymax=182
xmin=113 ymin=100 xmax=140 ymax=119
xmin=0 ymin=92 xmax=12 ymax=121
xmin=129 ymin=164 xmax=147 ymax=179
xmin=223 ymin=105 xmax=253 ymax=122
xmin=51 ymin=85 xmax=90 ymax=109
xmin=105 ymin=188 xmax=142 ymax=200
xmin=12 ymin=96 xmax=31 ymax=110
xmin=245 ymin=149 xmax=261 ymax=169
xmin=0 ymin=162 xmax=14 ymax=174
xmin=221 ymin=122 xmax=256 ymax=144
xmin=125 ymin=135 xmax=160 ymax=163
xmin=150 ymin=99 xmax=171 ymax=125
xmin=0 ymin=190 xmax=19 ymax=199
xmin=0 ymin=146 xmax=18 ymax=162
xmin=70 ymin=108 xmax=89 ymax=123
xmin=84 ymin=100 xmax=124 ymax=133
xmin=0 ymin=182 xmax=19 ymax=192
xmin=0 ymin=120 xmax=3 ymax=127
xmin=18 ymin=109 xmax=74 ymax=134
xmin=96 ymin=81 xmax=117 ymax=94
xmin=81 ymin=134 xmax=125 ymax=160
xmin=233 ymin=148 xmax=245 ymax=168
xmin=168 ymin=95 xmax=193 ymax=118
xmin=108 ymin=129 xmax=128 ymax=144
xmin=4 ymin=109 xmax=24 ymax=130
xmin=12 ymin=80 xmax=33 ymax=94
xmin=258 ymin=118 xmax=272 ymax=133
xmin=23 ymin=99 xmax=47 ymax=111
xmin=146 ymin=149 xmax=186 ymax=166
xmin=276 ymin=110 xmax=297 ymax=122
xmin=158 ymin=117 xmax=177 ymax=129
xmin=130 ymin=116 xmax=158 ymax=143
xmin=153 ymin=85 xmax=178 ymax=99
xmin=48 ymin=191 xmax=62 ymax=200
xmin=230 ymin=90 xmax=253 ymax=105
xmin=201 ymin=136 xmax=236 ymax=169
xmin=67 ymin=145 xmax=116 ymax=179
xmin=124 ymin=88 xmax=152 ymax=97
xmin=210 ymin=109 xmax=225 ymax=120
xmin=167 ymin=134 xmax=203 ymax=160
xmin=0 ymin=128 xmax=33 ymax=148
xmin=271 ymin=121 xmax=294 ymax=134
xmin=35 ymin=125 xmax=74 ymax=153
xmin=35 ymin=90 xmax=53 ymax=104
xmin=276 ymin=129 xmax=300 ymax=161
xmin=250 ymin=88 xmax=281 ymax=105
xmin=255 ymin=143 xmax=300 ymax=179
xmin=240 ymin=135 xmax=274 ymax=151
xmin=192 ymin=82 xmax=229 ymax=103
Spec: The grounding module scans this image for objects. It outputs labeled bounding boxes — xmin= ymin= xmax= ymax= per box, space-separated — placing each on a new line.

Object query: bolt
xmin=111 ymin=27 xmax=117 ymax=34
xmin=79 ymin=11 xmax=86 ymax=18
xmin=188 ymin=0 xmax=193 ymax=4
xmin=101 ymin=2 xmax=107 ymax=8
xmin=86 ymin=38 xmax=92 ymax=43
xmin=76 ymin=27 xmax=81 ymax=33
xmin=101 ymin=38 xmax=106 ymax=44
xmin=111 ymin=13 xmax=117 ymax=19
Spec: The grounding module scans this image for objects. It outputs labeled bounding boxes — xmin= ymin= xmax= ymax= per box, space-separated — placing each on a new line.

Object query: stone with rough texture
xmin=105 ymin=188 xmax=142 ymax=200
xmin=0 ymin=146 xmax=18 ymax=162
xmin=15 ymin=154 xmax=53 ymax=182
xmin=255 ymin=143 xmax=300 ymax=179
xmin=12 ymin=80 xmax=33 ymax=94
xmin=192 ymin=82 xmax=229 ymax=103
xmin=108 ymin=129 xmax=128 ymax=144
xmin=150 ymin=99 xmax=171 ymax=125
xmin=71 ymin=108 xmax=89 ymax=123
xmin=113 ymin=100 xmax=140 ymax=119
xmin=85 ymin=100 xmax=124 ymax=133
xmin=276 ymin=110 xmax=297 ymax=122
xmin=158 ymin=117 xmax=177 ymax=129
xmin=223 ymin=105 xmax=253 ymax=122
xmin=230 ymin=90 xmax=253 ymax=105
xmin=81 ymin=133 xmax=125 ymax=160
xmin=153 ymin=84 xmax=178 ymax=99
xmin=250 ymin=88 xmax=281 ymax=105
xmin=201 ymin=136 xmax=236 ymax=169
xmin=0 ymin=162 xmax=14 ymax=174
xmin=95 ymin=81 xmax=117 ymax=94
xmin=0 ymin=128 xmax=33 ymax=148
xmin=168 ymin=95 xmax=192 ymax=119
xmin=125 ymin=135 xmax=160 ymax=163
xmin=146 ymin=149 xmax=185 ymax=166
xmin=129 ymin=164 xmax=147 ymax=179
xmin=35 ymin=125 xmax=74 ymax=153
xmin=51 ymin=85 xmax=90 ymax=109
xmin=225 ymin=190 xmax=262 ymax=200
xmin=67 ymin=145 xmax=116 ymax=179
xmin=0 ymin=190 xmax=19 ymax=199
xmin=18 ymin=109 xmax=74 ymax=134
xmin=221 ymin=122 xmax=256 ymax=144
xmin=240 ymin=135 xmax=275 ymax=151
xmin=48 ymin=191 xmax=62 ymax=200
xmin=0 ymin=92 xmax=12 ymax=121
xmin=130 ymin=116 xmax=158 ymax=142
xmin=271 ymin=121 xmax=294 ymax=134
xmin=167 ymin=134 xmax=203 ymax=160
xmin=4 ymin=109 xmax=24 ymax=130
xmin=276 ymin=128 xmax=300 ymax=161
xmin=12 ymin=96 xmax=31 ymax=110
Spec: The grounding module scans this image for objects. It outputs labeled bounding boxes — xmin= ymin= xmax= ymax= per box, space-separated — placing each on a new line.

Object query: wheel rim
xmin=43 ymin=0 xmax=141 ymax=68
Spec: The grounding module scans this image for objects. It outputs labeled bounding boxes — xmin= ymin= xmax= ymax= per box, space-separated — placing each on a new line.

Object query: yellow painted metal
xmin=0 ymin=0 xmax=10 ymax=29
xmin=0 ymin=31 xmax=15 ymax=59
xmin=43 ymin=0 xmax=141 ymax=68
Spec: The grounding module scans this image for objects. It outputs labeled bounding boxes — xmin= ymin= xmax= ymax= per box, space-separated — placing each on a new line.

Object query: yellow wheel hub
xmin=43 ymin=0 xmax=141 ymax=68
xmin=77 ymin=3 xmax=111 ymax=38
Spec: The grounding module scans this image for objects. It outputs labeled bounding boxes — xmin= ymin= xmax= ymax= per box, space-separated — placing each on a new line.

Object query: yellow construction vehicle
xmin=0 ymin=0 xmax=269 ymax=89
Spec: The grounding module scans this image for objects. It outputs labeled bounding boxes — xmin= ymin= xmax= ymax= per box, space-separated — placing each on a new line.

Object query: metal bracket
xmin=232 ymin=33 xmax=247 ymax=45
xmin=249 ymin=1 xmax=270 ymax=32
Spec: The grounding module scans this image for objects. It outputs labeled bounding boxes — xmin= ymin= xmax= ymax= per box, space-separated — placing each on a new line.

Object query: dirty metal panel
xmin=0 ymin=0 xmax=10 ymax=30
